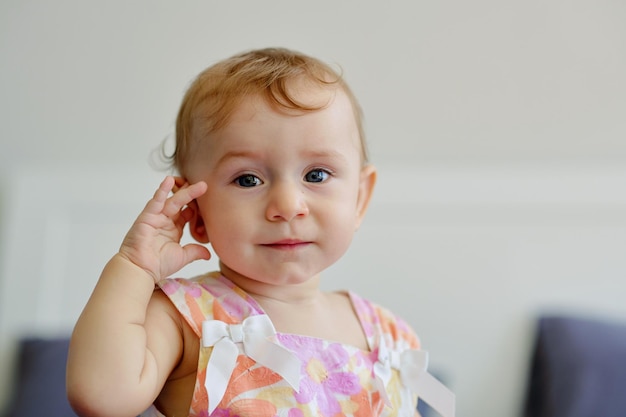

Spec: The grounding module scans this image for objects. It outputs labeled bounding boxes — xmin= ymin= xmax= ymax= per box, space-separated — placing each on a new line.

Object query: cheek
xmin=204 ymin=217 xmax=243 ymax=263
xmin=321 ymin=214 xmax=359 ymax=267
xmin=204 ymin=206 xmax=237 ymax=236
xmin=326 ymin=187 xmax=360 ymax=223
xmin=321 ymin=199 xmax=361 ymax=243
xmin=203 ymin=199 xmax=255 ymax=244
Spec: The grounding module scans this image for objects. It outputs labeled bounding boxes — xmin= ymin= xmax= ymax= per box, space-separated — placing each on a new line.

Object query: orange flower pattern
xmin=142 ymin=272 xmax=421 ymax=417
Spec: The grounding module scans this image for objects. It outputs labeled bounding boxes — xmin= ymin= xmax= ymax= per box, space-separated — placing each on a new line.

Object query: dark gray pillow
xmin=523 ymin=315 xmax=626 ymax=417
xmin=3 ymin=337 xmax=78 ymax=417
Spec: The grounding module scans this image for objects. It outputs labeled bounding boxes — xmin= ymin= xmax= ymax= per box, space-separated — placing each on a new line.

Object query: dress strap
xmin=157 ymin=273 xmax=262 ymax=336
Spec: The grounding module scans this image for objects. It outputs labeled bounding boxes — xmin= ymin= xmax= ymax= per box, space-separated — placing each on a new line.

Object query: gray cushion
xmin=523 ymin=315 xmax=626 ymax=417
xmin=3 ymin=337 xmax=78 ymax=417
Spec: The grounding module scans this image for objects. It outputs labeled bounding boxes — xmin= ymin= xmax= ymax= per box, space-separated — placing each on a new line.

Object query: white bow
xmin=374 ymin=339 xmax=455 ymax=417
xmin=202 ymin=315 xmax=301 ymax=414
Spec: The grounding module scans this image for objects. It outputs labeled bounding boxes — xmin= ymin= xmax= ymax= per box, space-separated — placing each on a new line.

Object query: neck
xmin=218 ymin=260 xmax=324 ymax=306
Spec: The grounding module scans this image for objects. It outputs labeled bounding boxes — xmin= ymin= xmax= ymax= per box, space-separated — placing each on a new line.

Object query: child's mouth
xmin=262 ymin=239 xmax=311 ymax=250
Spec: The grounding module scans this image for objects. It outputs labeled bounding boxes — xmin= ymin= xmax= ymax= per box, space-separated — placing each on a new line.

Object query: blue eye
xmin=304 ymin=169 xmax=330 ymax=183
xmin=235 ymin=174 xmax=262 ymax=187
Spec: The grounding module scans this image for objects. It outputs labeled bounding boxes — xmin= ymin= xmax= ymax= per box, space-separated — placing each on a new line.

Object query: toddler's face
xmin=186 ymin=86 xmax=375 ymax=286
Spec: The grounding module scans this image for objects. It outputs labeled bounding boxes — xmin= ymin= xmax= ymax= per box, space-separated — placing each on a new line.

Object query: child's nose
xmin=265 ymin=181 xmax=309 ymax=222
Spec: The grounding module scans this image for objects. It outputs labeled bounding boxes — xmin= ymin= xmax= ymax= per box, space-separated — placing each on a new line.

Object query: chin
xmin=220 ymin=259 xmax=324 ymax=285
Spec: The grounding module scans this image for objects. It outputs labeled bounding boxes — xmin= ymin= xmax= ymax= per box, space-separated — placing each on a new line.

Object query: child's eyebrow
xmin=214 ymin=150 xmax=260 ymax=168
xmin=215 ymin=149 xmax=349 ymax=167
xmin=301 ymin=149 xmax=349 ymax=163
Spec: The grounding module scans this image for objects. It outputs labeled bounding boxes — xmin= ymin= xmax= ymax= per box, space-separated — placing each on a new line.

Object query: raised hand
xmin=119 ymin=176 xmax=211 ymax=282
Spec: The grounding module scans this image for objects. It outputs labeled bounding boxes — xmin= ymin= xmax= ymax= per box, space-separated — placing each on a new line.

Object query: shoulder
xmin=158 ymin=272 xmax=221 ymax=298
xmin=350 ymin=291 xmax=421 ymax=350
xmin=156 ymin=272 xmax=262 ymax=335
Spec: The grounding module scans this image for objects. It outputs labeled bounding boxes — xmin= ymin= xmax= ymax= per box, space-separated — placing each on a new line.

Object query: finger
xmin=162 ymin=181 xmax=207 ymax=218
xmin=188 ymin=181 xmax=208 ymax=199
xmin=172 ymin=176 xmax=186 ymax=193
xmin=142 ymin=176 xmax=176 ymax=214
xmin=173 ymin=205 xmax=195 ymax=231
xmin=156 ymin=176 xmax=176 ymax=200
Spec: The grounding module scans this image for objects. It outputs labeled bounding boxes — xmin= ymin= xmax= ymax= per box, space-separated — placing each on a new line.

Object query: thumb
xmin=182 ymin=243 xmax=212 ymax=264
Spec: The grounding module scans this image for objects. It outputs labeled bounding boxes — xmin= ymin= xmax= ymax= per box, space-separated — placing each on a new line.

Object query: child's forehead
xmin=187 ymin=89 xmax=361 ymax=163
xmin=226 ymin=89 xmax=356 ymax=137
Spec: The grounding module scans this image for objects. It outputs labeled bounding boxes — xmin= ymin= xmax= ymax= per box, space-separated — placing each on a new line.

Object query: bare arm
xmin=66 ymin=177 xmax=210 ymax=417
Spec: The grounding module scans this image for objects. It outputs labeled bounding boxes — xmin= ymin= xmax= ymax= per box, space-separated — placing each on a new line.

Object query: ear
xmin=355 ymin=164 xmax=377 ymax=229
xmin=188 ymin=198 xmax=210 ymax=243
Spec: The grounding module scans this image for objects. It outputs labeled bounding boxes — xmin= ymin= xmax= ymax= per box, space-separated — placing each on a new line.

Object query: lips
xmin=261 ymin=239 xmax=311 ymax=250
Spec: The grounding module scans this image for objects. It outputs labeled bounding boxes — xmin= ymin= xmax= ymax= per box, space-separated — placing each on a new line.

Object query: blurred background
xmin=1 ymin=1 xmax=626 ymax=416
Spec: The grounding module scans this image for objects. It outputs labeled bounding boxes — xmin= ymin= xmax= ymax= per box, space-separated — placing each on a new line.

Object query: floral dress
xmin=141 ymin=272 xmax=454 ymax=417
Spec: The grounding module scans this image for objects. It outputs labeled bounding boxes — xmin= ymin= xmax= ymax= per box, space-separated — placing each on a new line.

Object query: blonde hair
xmin=169 ymin=47 xmax=368 ymax=175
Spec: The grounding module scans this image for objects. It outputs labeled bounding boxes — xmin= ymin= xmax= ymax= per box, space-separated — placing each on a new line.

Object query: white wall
xmin=1 ymin=2 xmax=626 ymax=416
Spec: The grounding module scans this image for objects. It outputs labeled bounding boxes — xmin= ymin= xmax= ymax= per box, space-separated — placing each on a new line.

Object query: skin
xmin=66 ymin=85 xmax=377 ymax=417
